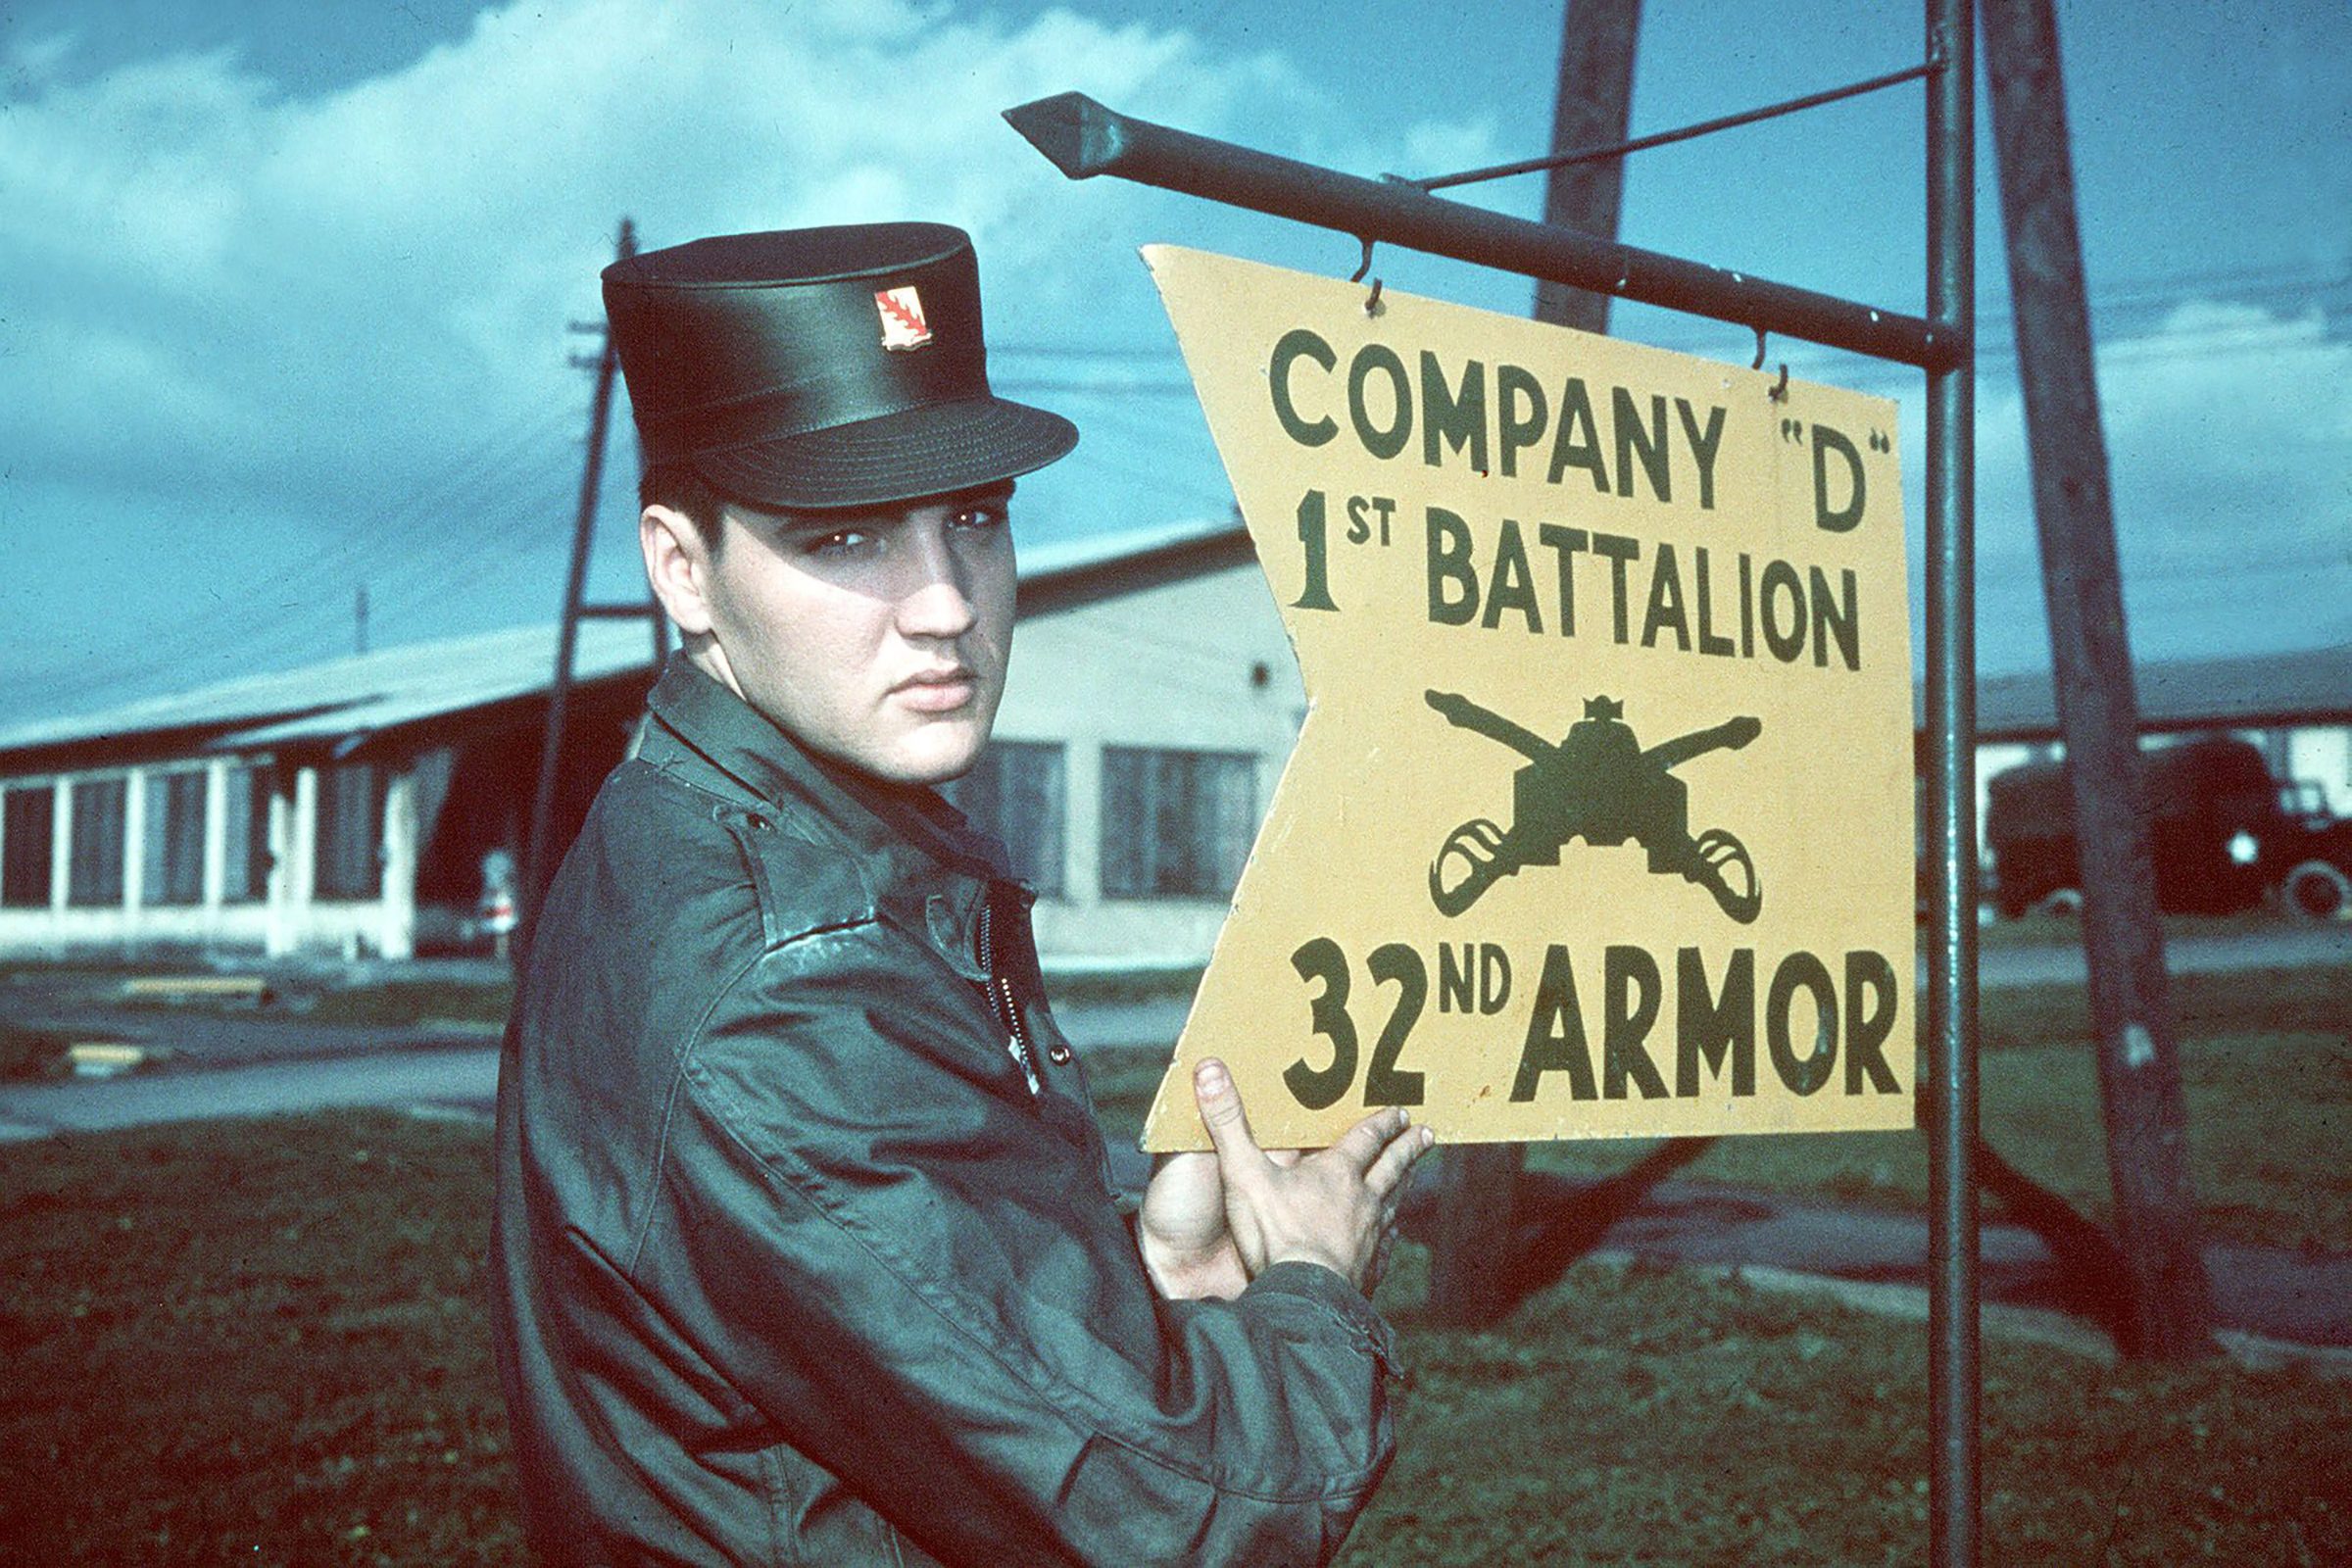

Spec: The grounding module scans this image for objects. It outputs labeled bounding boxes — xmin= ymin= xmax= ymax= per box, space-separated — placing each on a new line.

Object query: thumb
xmin=1192 ymin=1058 xmax=1266 ymax=1180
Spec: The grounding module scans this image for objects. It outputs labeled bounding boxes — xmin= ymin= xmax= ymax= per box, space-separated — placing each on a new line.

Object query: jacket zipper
xmin=976 ymin=898 xmax=1041 ymax=1095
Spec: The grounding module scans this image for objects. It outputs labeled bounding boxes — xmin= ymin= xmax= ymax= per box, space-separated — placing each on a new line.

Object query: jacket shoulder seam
xmin=622 ymin=918 xmax=877 ymax=1278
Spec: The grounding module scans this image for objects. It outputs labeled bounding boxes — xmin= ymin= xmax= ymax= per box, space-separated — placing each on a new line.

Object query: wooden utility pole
xmin=1427 ymin=0 xmax=1642 ymax=1329
xmin=516 ymin=218 xmax=636 ymax=974
xmin=1532 ymin=0 xmax=1642 ymax=335
xmin=1982 ymin=0 xmax=2213 ymax=1357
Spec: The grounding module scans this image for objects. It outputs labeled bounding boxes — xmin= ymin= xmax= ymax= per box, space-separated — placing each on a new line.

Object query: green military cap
xmin=603 ymin=222 xmax=1077 ymax=511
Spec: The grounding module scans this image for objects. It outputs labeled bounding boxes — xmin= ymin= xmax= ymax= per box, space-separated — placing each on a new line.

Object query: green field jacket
xmin=491 ymin=662 xmax=1399 ymax=1566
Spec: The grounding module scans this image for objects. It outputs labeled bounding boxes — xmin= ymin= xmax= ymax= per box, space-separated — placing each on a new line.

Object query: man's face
xmin=670 ymin=482 xmax=1016 ymax=786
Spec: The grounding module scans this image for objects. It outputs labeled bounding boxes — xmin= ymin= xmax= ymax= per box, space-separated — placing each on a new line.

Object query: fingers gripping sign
xmin=1191 ymin=1056 xmax=1435 ymax=1295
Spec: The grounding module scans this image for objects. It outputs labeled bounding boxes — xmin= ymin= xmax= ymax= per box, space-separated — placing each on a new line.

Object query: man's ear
xmin=642 ymin=505 xmax=716 ymax=636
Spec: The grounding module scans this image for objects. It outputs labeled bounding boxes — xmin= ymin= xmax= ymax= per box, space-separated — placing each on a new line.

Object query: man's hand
xmin=1192 ymin=1056 xmax=1434 ymax=1296
xmin=1138 ymin=1149 xmax=1250 ymax=1301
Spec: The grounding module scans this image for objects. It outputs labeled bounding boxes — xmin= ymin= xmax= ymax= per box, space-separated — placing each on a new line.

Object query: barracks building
xmin=0 ymin=518 xmax=2344 ymax=966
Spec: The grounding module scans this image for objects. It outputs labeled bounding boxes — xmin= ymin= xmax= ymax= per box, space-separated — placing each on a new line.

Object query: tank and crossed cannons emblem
xmin=1425 ymin=690 xmax=1765 ymax=923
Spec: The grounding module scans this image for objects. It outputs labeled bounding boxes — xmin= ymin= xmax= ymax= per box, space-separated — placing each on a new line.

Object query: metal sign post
xmin=1008 ymin=0 xmax=1979 ymax=1557
xmin=1923 ymin=4 xmax=1981 ymax=1560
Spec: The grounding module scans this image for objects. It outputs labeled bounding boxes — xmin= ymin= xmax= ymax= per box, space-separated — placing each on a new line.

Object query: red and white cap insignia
xmin=874 ymin=285 xmax=933 ymax=351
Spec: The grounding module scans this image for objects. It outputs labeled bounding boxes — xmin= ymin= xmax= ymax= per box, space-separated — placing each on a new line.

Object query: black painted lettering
xmin=1268 ymin=327 xmax=1338 ymax=448
xmin=1421 ymin=353 xmax=1489 ymax=473
xmin=1642 ymin=541 xmax=1691 ymax=652
xmin=1547 ymin=377 xmax=1609 ymax=491
xmin=1843 ymin=950 xmax=1902 ymax=1095
xmin=1760 ymin=559 xmax=1807 ymax=663
xmin=1677 ymin=947 xmax=1756 ymax=1097
xmin=1293 ymin=490 xmax=1338 ymax=612
xmin=1362 ymin=942 xmax=1429 ymax=1106
xmin=1592 ymin=533 xmax=1641 ymax=645
xmin=1813 ymin=423 xmax=1866 ymax=532
xmin=1426 ymin=508 xmax=1478 ymax=626
xmin=1480 ymin=943 xmax=1513 ymax=1015
xmin=1767 ymin=950 xmax=1838 ymax=1097
xmin=1286 ymin=937 xmax=1358 ymax=1109
xmin=1538 ymin=523 xmax=1588 ymax=638
xmin=1482 ymin=519 xmax=1543 ymax=633
xmin=1603 ymin=945 xmax=1669 ymax=1100
xmin=1809 ymin=565 xmax=1860 ymax=672
xmin=1739 ymin=551 xmax=1755 ymax=659
xmin=1693 ymin=547 xmax=1737 ymax=658
xmin=1511 ymin=944 xmax=1596 ymax=1102
xmin=1438 ymin=942 xmax=1474 ymax=1013
xmin=1496 ymin=363 xmax=1548 ymax=479
xmin=1348 ymin=344 xmax=1412 ymax=460
xmin=1612 ymin=387 xmax=1671 ymax=502
xmin=1678 ymin=398 xmax=1726 ymax=510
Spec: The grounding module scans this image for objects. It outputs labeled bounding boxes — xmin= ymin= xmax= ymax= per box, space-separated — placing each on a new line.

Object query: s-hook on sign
xmin=1140 ymin=247 xmax=1917 ymax=1152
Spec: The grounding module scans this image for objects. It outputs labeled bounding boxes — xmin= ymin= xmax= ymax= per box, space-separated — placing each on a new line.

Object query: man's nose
xmin=896 ymin=524 xmax=979 ymax=639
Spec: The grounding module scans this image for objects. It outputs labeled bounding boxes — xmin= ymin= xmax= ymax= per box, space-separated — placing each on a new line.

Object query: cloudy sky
xmin=2 ymin=0 xmax=2345 ymax=729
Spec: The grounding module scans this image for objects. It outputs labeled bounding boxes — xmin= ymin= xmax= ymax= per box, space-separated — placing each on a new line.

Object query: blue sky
xmin=2 ymin=0 xmax=2345 ymax=728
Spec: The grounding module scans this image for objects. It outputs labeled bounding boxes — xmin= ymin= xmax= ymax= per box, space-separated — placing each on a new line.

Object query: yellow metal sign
xmin=1140 ymin=247 xmax=1917 ymax=1151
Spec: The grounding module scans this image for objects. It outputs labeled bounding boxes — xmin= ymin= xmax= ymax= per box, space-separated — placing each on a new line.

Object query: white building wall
xmin=265 ymin=770 xmax=296 ymax=956
xmin=996 ymin=562 xmax=1304 ymax=964
xmin=202 ymin=757 xmax=230 ymax=938
xmin=378 ymin=770 xmax=417 ymax=960
xmin=0 ymin=753 xmax=420 ymax=960
xmin=121 ymin=764 xmax=146 ymax=929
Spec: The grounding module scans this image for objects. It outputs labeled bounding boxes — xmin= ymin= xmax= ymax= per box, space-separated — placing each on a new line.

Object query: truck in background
xmin=1984 ymin=734 xmax=2352 ymax=921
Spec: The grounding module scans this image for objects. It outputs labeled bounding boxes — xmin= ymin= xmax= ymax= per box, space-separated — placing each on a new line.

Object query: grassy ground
xmin=2 ymin=1111 xmax=2344 ymax=1565
xmin=0 ymin=1024 xmax=72 ymax=1080
xmin=1514 ymin=1028 xmax=2352 ymax=1255
xmin=1969 ymin=907 xmax=2302 ymax=952
xmin=2 ymin=940 xmax=2344 ymax=1560
xmin=1353 ymin=1250 xmax=2350 ymax=1567
xmin=0 ymin=1115 xmax=514 ymax=1565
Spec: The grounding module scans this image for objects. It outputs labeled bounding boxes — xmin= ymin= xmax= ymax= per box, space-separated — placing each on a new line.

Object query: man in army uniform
xmin=491 ymin=221 xmax=1432 ymax=1565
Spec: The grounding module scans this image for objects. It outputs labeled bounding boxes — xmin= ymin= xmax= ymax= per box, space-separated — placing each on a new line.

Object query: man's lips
xmin=892 ymin=667 xmax=978 ymax=712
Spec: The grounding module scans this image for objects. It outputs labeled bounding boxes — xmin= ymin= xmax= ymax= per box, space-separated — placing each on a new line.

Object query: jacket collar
xmin=641 ymin=659 xmax=1008 ymax=883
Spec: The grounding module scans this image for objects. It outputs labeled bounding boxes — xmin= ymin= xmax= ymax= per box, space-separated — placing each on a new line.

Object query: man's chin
xmin=864 ymin=721 xmax=989 ymax=788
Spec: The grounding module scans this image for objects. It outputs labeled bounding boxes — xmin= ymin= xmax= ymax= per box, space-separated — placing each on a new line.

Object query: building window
xmin=2 ymin=786 xmax=54 ymax=908
xmin=946 ymin=742 xmax=1066 ymax=895
xmin=141 ymin=770 xmax=208 ymax=907
xmin=68 ymin=776 xmax=127 ymax=907
xmin=315 ymin=763 xmax=384 ymax=900
xmin=219 ymin=765 xmax=272 ymax=905
xmin=1101 ymin=748 xmax=1257 ymax=899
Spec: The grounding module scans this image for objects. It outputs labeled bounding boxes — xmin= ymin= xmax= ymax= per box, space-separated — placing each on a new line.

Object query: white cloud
xmin=1953 ymin=295 xmax=2352 ymax=669
xmin=0 ymin=0 xmax=1491 ymax=506
xmin=0 ymin=0 xmax=1498 ymax=714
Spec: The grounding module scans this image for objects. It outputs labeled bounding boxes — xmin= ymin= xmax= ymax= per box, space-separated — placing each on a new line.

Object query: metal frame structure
xmin=1007 ymin=1 xmax=1980 ymax=1558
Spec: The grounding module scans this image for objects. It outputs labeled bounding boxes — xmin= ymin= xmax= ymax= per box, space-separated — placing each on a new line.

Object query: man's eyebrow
xmin=776 ymin=481 xmax=1015 ymax=529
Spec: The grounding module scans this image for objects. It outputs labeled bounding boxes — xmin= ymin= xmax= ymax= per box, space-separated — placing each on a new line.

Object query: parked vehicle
xmin=1984 ymin=735 xmax=2352 ymax=920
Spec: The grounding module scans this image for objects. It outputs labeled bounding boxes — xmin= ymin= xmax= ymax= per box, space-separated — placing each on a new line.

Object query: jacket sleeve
xmin=628 ymin=916 xmax=1399 ymax=1567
